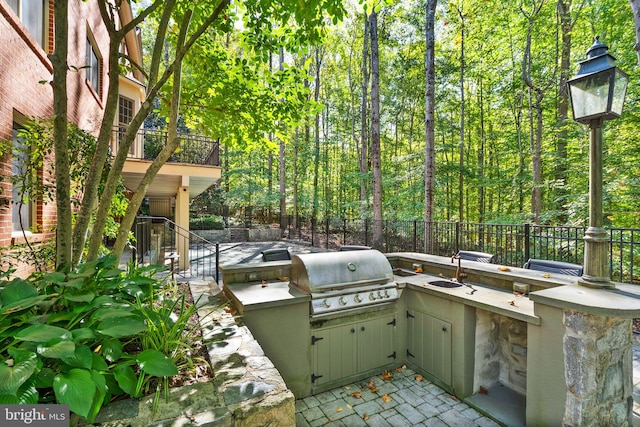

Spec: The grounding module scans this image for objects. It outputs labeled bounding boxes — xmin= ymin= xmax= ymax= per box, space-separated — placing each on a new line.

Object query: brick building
xmin=0 ymin=0 xmax=124 ymax=277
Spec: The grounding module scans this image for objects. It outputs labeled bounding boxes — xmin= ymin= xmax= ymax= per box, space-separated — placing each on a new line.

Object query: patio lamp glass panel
xmin=568 ymin=64 xmax=628 ymax=123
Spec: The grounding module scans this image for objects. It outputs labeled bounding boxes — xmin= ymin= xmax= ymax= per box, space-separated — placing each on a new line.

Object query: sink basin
xmin=428 ymin=280 xmax=463 ymax=288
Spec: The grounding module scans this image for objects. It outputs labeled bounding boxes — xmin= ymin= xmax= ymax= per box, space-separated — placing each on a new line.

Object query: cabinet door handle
xmin=442 ymin=326 xmax=447 ymax=332
xmin=351 ymin=328 xmax=355 ymax=333
xmin=361 ymin=326 xmax=365 ymax=331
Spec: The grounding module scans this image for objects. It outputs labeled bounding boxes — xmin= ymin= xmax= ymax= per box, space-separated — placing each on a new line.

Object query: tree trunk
xmin=369 ymin=11 xmax=383 ymax=249
xmin=457 ymin=6 xmax=465 ymax=223
xmin=630 ymin=0 xmax=640 ymax=63
xmin=112 ymin=9 xmax=193 ymax=260
xmin=279 ymin=48 xmax=286 ymax=231
xmin=360 ymin=14 xmax=370 ymax=217
xmin=424 ymin=0 xmax=437 ymax=252
xmin=51 ymin=0 xmax=71 ymax=270
xmin=313 ymin=47 xmax=322 ymax=222
xmin=556 ymin=0 xmax=572 ymax=222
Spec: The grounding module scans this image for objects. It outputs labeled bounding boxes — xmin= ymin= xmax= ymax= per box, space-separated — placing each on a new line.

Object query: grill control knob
xmin=339 ymin=296 xmax=347 ymax=306
xmin=369 ymin=292 xmax=376 ymax=301
xmin=377 ymin=290 xmax=383 ymax=298
xmin=322 ymin=299 xmax=331 ymax=308
xmin=383 ymin=290 xmax=390 ymax=298
xmin=354 ymin=294 xmax=363 ymax=303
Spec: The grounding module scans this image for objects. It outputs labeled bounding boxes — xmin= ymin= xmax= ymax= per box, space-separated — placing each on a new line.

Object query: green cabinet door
xmin=406 ymin=309 xmax=452 ymax=386
xmin=311 ymin=314 xmax=396 ymax=387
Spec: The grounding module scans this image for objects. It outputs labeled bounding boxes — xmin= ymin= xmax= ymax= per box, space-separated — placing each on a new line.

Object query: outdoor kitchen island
xmin=222 ymin=250 xmax=640 ymax=426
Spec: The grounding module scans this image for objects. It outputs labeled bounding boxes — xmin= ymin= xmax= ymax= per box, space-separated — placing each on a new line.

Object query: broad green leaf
xmin=100 ymin=338 xmax=123 ymax=362
xmin=53 ymin=369 xmax=95 ymax=419
xmin=0 ymin=279 xmax=38 ymax=305
xmin=62 ymin=345 xmax=93 ymax=369
xmin=97 ymin=318 xmax=146 ymax=338
xmin=113 ymin=364 xmax=137 ymax=396
xmin=36 ymin=339 xmax=75 ymax=359
xmin=15 ymin=324 xmax=72 ymax=342
xmin=136 ymin=349 xmax=178 ymax=377
xmin=87 ymin=370 xmax=108 ymax=423
xmin=35 ymin=367 xmax=56 ymax=388
xmin=71 ymin=328 xmax=96 ymax=341
xmin=91 ymin=353 xmax=109 ymax=371
xmin=0 ymin=295 xmax=51 ymax=315
xmin=92 ymin=306 xmax=135 ymax=321
xmin=97 ymin=268 xmax=123 ymax=279
xmin=121 ymin=284 xmax=144 ymax=298
xmin=64 ymin=291 xmax=95 ymax=302
xmin=43 ymin=271 xmax=67 ymax=284
xmin=0 ymin=352 xmax=37 ymax=395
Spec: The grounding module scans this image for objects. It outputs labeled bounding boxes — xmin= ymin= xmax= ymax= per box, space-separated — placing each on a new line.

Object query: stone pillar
xmin=563 ymin=309 xmax=633 ymax=426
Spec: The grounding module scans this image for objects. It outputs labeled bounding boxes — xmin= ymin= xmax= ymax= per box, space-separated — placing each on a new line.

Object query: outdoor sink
xmin=428 ymin=280 xmax=463 ymax=288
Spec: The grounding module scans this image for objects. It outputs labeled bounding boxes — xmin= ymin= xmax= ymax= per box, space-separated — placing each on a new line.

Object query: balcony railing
xmin=112 ymin=127 xmax=220 ymax=166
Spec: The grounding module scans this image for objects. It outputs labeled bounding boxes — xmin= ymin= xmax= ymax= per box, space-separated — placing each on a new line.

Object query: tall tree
xmin=424 ymin=0 xmax=437 ymax=251
xmin=369 ymin=9 xmax=383 ymax=248
xmin=360 ymin=14 xmax=370 ymax=216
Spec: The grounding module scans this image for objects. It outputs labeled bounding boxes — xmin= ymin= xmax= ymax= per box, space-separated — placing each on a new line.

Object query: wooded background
xmin=179 ymin=0 xmax=639 ymax=230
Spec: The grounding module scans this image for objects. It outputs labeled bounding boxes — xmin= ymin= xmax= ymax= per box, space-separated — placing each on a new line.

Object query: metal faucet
xmin=451 ymin=254 xmax=467 ymax=283
xmin=452 ymin=254 xmax=476 ymax=294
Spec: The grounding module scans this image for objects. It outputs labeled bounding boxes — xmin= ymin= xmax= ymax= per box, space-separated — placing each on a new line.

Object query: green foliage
xmin=0 ymin=256 xmax=210 ymax=422
xmin=189 ymin=214 xmax=225 ymax=230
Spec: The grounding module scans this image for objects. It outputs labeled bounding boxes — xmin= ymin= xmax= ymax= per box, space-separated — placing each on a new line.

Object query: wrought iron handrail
xmin=112 ymin=126 xmax=220 ymax=166
xmin=132 ymin=216 xmax=219 ymax=280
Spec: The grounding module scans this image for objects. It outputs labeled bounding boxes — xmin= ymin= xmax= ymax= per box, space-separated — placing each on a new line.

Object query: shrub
xmin=189 ymin=214 xmax=225 ymax=230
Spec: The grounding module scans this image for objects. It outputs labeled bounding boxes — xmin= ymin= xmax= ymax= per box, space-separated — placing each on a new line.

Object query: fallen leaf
xmin=415 ymin=374 xmax=424 ymax=382
xmin=367 ymin=380 xmax=377 ymax=393
xmin=498 ymin=267 xmax=511 ymax=271
xmin=479 ymin=386 xmax=488 ymax=395
xmin=508 ymin=300 xmax=516 ymax=306
xmin=402 ymin=364 xmax=407 ymax=369
xmin=382 ymin=394 xmax=392 ymax=403
xmin=513 ymin=291 xmax=522 ymax=297
xmin=381 ymin=370 xmax=393 ymax=381
xmin=261 ymin=279 xmax=267 ymax=288
xmin=278 ymin=276 xmax=289 ymax=281
xmin=351 ymin=392 xmax=362 ymax=399
xmin=451 ymin=395 xmax=457 ymax=401
xmin=395 ymin=367 xmax=403 ymax=373
xmin=414 ymin=267 xmax=423 ymax=273
xmin=336 ymin=407 xmax=343 ymax=413
xmin=347 ymin=404 xmax=353 ymax=410
xmin=543 ymin=273 xmax=552 ymax=278
xmin=363 ymin=414 xmax=370 ymax=421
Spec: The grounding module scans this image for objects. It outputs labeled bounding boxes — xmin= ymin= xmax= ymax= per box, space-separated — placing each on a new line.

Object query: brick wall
xmin=0 ymin=0 xmax=109 ymax=275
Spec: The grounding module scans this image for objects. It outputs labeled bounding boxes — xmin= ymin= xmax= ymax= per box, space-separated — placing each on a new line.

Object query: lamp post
xmin=567 ymin=36 xmax=628 ymax=289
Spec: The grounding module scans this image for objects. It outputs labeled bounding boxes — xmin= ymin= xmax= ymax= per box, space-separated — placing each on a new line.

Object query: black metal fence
xmin=285 ymin=218 xmax=639 ymax=285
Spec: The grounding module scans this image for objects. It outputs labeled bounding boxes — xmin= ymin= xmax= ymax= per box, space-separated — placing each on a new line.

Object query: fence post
xmin=524 ymin=223 xmax=530 ymax=263
xmin=455 ymin=222 xmax=460 ymax=253
xmin=326 ymin=219 xmax=330 ymax=249
xmin=311 ymin=217 xmax=316 ymax=247
xmin=413 ymin=220 xmax=417 ymax=252
xmin=365 ymin=219 xmax=369 ymax=247
xmin=215 ymin=242 xmax=219 ymax=284
xmin=343 ymin=219 xmax=347 ymax=246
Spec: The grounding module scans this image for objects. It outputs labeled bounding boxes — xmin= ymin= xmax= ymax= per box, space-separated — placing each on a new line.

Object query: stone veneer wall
xmin=563 ymin=310 xmax=633 ymax=426
xmin=473 ymin=309 xmax=527 ymax=395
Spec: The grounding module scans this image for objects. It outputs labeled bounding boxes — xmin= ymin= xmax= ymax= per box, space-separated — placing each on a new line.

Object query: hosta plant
xmin=0 ymin=256 xmax=206 ymax=423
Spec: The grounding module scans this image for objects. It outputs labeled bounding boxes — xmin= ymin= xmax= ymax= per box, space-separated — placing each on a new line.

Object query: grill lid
xmin=290 ymin=249 xmax=393 ymax=293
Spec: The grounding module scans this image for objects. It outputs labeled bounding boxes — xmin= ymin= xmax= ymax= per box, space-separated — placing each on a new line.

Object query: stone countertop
xmin=224 ymin=280 xmax=309 ymax=314
xmin=395 ymin=272 xmax=540 ymax=325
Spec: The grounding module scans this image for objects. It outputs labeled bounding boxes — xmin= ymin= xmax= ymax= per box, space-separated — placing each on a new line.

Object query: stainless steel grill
xmin=289 ymin=250 xmax=399 ymax=318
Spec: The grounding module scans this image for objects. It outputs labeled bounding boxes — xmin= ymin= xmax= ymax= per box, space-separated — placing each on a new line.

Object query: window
xmin=86 ymin=37 xmax=101 ymax=94
xmin=118 ymin=96 xmax=134 ymax=154
xmin=6 ymin=0 xmax=46 ymax=48
xmin=11 ymin=127 xmax=31 ymax=233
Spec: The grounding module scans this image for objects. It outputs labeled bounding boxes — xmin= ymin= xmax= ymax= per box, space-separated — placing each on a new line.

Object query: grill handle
xmin=311 ymin=336 xmax=324 ymax=345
